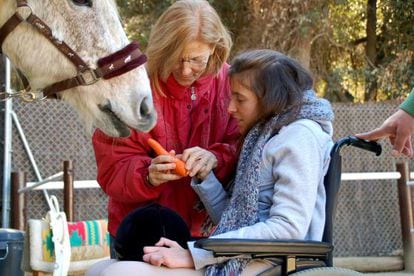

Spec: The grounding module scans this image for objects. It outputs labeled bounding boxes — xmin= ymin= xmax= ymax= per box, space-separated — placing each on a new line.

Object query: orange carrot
xmin=148 ymin=138 xmax=169 ymax=155
xmin=147 ymin=138 xmax=188 ymax=177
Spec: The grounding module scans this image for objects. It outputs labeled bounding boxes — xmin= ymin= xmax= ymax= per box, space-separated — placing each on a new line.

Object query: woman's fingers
xmin=182 ymin=147 xmax=217 ymax=177
xmin=152 ymin=154 xmax=177 ymax=165
xmin=149 ymin=147 xmax=218 ymax=182
xmin=142 ymin=238 xmax=181 ymax=258
xmin=182 ymin=147 xmax=204 ymax=167
xmin=155 ymin=237 xmax=181 ymax=248
xmin=142 ymin=237 xmax=194 ymax=269
xmin=142 ymin=252 xmax=164 ymax=266
xmin=196 ymin=164 xmax=213 ymax=180
xmin=188 ymin=160 xmax=206 ymax=177
xmin=149 ymin=162 xmax=176 ymax=173
xmin=142 ymin=246 xmax=194 ymax=268
xmin=143 ymin=246 xmax=162 ymax=253
xmin=148 ymin=155 xmax=182 ymax=186
xmin=148 ymin=171 xmax=181 ymax=186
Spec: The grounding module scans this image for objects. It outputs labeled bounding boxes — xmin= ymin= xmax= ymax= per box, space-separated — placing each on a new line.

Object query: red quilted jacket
xmin=92 ymin=64 xmax=240 ymax=237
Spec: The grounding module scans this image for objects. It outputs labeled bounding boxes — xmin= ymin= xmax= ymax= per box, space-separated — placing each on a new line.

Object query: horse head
xmin=0 ymin=0 xmax=157 ymax=137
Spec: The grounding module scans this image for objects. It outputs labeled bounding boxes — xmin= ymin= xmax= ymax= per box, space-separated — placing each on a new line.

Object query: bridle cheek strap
xmin=0 ymin=13 xmax=23 ymax=52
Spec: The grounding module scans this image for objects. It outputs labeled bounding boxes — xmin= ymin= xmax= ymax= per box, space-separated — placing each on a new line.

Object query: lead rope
xmin=45 ymin=195 xmax=71 ymax=276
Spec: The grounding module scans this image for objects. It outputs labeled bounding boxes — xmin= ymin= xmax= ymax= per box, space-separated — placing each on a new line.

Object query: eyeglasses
xmin=176 ymin=56 xmax=210 ymax=71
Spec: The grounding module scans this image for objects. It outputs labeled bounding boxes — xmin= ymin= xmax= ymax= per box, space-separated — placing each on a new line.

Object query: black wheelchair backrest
xmin=322 ymin=136 xmax=381 ymax=266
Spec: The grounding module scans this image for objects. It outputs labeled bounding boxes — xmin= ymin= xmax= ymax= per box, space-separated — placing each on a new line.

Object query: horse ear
xmin=97 ymin=41 xmax=147 ymax=80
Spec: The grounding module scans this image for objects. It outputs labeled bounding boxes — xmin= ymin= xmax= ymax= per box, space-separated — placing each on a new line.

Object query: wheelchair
xmin=195 ymin=136 xmax=382 ymax=276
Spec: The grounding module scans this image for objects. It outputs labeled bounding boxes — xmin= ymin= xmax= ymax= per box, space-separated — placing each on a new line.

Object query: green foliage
xmin=376 ymin=0 xmax=414 ymax=98
xmin=206 ymin=0 xmax=250 ymax=51
xmin=115 ymin=0 xmax=413 ymax=102
xmin=116 ymin=0 xmax=175 ymax=48
xmin=311 ymin=0 xmax=414 ymax=101
xmin=329 ymin=0 xmax=366 ymax=43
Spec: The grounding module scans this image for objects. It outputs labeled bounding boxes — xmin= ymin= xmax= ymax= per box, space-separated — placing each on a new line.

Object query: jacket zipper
xmin=190 ymin=86 xmax=197 ymax=101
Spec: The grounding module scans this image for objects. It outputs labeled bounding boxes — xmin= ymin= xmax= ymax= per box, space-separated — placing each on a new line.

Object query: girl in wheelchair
xmin=87 ymin=49 xmax=334 ymax=275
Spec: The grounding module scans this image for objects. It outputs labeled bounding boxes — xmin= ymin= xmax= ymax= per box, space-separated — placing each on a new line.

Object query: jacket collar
xmin=160 ymin=74 xmax=213 ymax=100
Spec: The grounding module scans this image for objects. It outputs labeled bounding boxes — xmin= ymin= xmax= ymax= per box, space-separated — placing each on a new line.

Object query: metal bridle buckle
xmin=20 ymin=91 xmax=37 ymax=102
xmin=0 ymin=90 xmax=45 ymax=102
xmin=76 ymin=69 xmax=100 ymax=86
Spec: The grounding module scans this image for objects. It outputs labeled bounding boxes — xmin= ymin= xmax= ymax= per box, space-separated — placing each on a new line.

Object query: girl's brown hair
xmin=229 ymin=49 xmax=313 ymax=122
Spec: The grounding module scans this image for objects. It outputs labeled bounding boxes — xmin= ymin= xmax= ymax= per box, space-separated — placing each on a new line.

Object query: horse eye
xmin=72 ymin=0 xmax=92 ymax=7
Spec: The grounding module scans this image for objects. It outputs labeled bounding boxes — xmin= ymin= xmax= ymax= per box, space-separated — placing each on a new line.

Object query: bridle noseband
xmin=0 ymin=0 xmax=147 ymax=102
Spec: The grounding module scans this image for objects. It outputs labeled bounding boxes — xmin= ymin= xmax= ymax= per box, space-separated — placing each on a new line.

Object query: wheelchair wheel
xmin=290 ymin=267 xmax=363 ymax=275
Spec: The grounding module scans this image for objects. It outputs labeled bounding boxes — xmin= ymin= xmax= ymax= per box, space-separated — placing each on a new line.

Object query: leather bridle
xmin=0 ymin=0 xmax=147 ymax=102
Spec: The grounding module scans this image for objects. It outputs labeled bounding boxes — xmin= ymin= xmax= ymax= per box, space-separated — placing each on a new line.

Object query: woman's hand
xmin=356 ymin=109 xmax=414 ymax=157
xmin=142 ymin=237 xmax=194 ymax=268
xmin=148 ymin=151 xmax=183 ymax=186
xmin=182 ymin=147 xmax=217 ymax=180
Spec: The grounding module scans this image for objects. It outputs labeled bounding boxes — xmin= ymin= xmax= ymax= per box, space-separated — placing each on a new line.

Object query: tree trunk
xmin=290 ymin=34 xmax=312 ymax=70
xmin=365 ymin=0 xmax=377 ymax=101
xmin=239 ymin=0 xmax=327 ymax=69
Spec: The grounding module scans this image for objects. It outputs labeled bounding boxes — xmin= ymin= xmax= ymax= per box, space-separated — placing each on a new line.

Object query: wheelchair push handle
xmin=335 ymin=136 xmax=382 ymax=156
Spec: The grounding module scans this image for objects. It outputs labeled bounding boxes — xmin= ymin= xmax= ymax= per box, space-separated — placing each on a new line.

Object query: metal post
xmin=11 ymin=171 xmax=26 ymax=230
xmin=11 ymin=110 xmax=52 ymax=210
xmin=396 ymin=161 xmax=414 ymax=272
xmin=63 ymin=160 xmax=74 ymax=221
xmin=2 ymin=57 xmax=12 ymax=228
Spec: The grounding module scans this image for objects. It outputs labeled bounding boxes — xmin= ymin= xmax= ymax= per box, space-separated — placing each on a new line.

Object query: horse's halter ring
xmin=0 ymin=0 xmax=147 ymax=102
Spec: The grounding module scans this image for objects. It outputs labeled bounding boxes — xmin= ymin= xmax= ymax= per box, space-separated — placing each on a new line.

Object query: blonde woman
xmin=92 ymin=0 xmax=240 ymax=259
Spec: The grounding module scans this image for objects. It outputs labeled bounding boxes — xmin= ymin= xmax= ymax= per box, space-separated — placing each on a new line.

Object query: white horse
xmin=0 ymin=0 xmax=156 ymax=137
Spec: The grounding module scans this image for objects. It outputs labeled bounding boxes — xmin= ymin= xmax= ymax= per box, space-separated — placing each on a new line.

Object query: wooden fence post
xmin=63 ymin=160 xmax=74 ymax=222
xmin=11 ymin=171 xmax=25 ymax=230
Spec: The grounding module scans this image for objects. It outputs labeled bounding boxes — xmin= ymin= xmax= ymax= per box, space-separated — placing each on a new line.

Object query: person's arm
xmin=356 ymin=90 xmax=414 ymax=157
xmin=92 ymin=129 xmax=163 ymax=203
xmin=185 ymin=121 xmax=332 ymax=270
xmin=142 ymin=238 xmax=237 ymax=270
xmin=212 ymin=121 xmax=331 ymax=240
xmin=187 ymin=241 xmax=241 ymax=270
xmin=400 ymin=90 xmax=414 ymax=116
xmin=191 ymin=173 xmax=231 ymax=224
xmin=182 ymin=109 xmax=240 ymax=183
xmin=143 ymin=121 xmax=331 ymax=270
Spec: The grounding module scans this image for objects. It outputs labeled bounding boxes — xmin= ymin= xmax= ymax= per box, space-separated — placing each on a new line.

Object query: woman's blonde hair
xmin=146 ymin=0 xmax=232 ymax=95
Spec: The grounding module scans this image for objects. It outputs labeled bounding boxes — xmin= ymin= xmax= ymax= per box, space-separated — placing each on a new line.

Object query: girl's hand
xmin=142 ymin=237 xmax=194 ymax=268
xmin=148 ymin=151 xmax=183 ymax=186
xmin=181 ymin=147 xmax=217 ymax=180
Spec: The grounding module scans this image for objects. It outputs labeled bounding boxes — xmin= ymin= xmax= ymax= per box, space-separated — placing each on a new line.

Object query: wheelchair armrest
xmin=194 ymin=238 xmax=333 ymax=258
